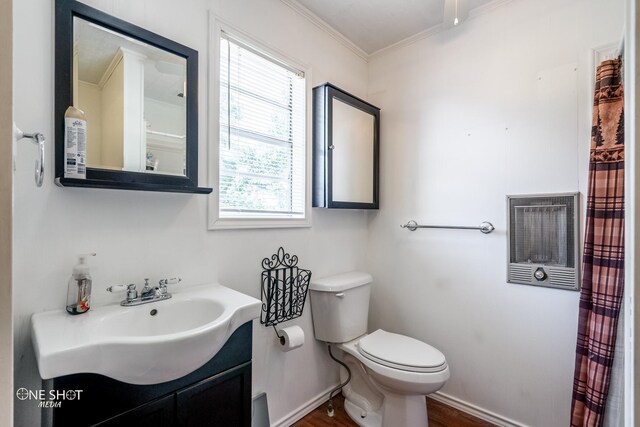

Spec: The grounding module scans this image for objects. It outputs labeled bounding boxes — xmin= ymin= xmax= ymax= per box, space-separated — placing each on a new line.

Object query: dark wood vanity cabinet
xmin=176 ymin=366 xmax=251 ymax=427
xmin=95 ymin=395 xmax=176 ymax=427
xmin=50 ymin=322 xmax=252 ymax=427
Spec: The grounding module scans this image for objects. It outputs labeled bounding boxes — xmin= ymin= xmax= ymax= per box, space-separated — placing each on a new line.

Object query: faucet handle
xmin=107 ymin=284 xmax=138 ymax=301
xmin=106 ymin=284 xmax=127 ymax=293
xmin=126 ymin=284 xmax=138 ymax=300
xmin=158 ymin=277 xmax=181 ymax=296
xmin=159 ymin=277 xmax=182 ymax=287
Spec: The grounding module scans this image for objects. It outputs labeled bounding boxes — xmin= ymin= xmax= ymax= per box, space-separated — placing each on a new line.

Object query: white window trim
xmin=208 ymin=13 xmax=313 ymax=230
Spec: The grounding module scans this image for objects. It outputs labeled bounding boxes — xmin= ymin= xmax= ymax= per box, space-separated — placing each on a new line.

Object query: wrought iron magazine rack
xmin=260 ymin=247 xmax=312 ymax=327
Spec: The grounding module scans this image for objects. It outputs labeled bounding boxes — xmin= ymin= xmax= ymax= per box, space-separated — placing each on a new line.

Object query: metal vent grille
xmin=507 ymin=193 xmax=580 ymax=291
xmin=548 ymin=268 xmax=578 ymax=289
xmin=508 ymin=264 xmax=533 ymax=283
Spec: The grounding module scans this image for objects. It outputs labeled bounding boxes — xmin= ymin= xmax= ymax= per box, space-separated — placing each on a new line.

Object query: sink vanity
xmin=31 ymin=283 xmax=261 ymax=426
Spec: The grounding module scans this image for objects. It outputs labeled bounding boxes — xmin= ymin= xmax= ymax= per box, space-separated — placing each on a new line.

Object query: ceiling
xmin=295 ymin=0 xmax=495 ymax=54
xmin=76 ymin=18 xmax=186 ymax=106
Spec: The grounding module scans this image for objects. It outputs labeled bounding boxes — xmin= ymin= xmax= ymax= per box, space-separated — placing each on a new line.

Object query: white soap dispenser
xmin=66 ymin=253 xmax=96 ymax=315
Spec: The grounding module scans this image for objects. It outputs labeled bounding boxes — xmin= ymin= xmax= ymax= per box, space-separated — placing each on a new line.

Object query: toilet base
xmin=344 ymin=398 xmax=383 ymax=427
xmin=344 ymin=393 xmax=429 ymax=427
xmin=380 ymin=392 xmax=429 ymax=427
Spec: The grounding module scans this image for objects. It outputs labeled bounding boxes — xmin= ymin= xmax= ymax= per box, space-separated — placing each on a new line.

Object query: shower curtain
xmin=570 ymin=58 xmax=624 ymax=427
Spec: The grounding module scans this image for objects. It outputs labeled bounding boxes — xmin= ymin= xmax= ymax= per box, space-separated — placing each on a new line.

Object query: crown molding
xmin=369 ymin=0 xmax=513 ymax=59
xmin=369 ymin=24 xmax=444 ymax=58
xmin=468 ymin=0 xmax=513 ymax=19
xmin=279 ymin=0 xmax=369 ymax=62
xmin=280 ymin=0 xmax=512 ymax=62
xmin=97 ymin=48 xmax=124 ymax=89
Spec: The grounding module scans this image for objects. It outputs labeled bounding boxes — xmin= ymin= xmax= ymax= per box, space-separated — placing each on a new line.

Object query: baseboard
xmin=271 ymin=384 xmax=336 ymax=427
xmin=430 ymin=392 xmax=530 ymax=427
xmin=269 ymin=386 xmax=530 ymax=427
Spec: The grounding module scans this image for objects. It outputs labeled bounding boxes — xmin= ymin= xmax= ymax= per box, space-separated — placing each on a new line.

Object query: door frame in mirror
xmin=54 ymin=0 xmax=211 ymax=194
xmin=312 ymin=83 xmax=380 ymax=209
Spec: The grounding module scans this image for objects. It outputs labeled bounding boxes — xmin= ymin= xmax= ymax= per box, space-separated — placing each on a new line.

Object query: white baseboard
xmin=271 ymin=384 xmax=336 ymax=427
xmin=269 ymin=386 xmax=529 ymax=427
xmin=430 ymin=391 xmax=530 ymax=427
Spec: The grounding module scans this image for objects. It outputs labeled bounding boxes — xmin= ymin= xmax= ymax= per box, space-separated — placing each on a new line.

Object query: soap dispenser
xmin=66 ymin=253 xmax=96 ymax=315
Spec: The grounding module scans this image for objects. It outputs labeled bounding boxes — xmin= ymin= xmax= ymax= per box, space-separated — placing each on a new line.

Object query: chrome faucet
xmin=140 ymin=278 xmax=156 ymax=299
xmin=107 ymin=277 xmax=182 ymax=306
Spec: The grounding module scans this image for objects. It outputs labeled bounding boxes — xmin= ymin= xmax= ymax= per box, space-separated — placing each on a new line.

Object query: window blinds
xmin=219 ymin=34 xmax=306 ymax=217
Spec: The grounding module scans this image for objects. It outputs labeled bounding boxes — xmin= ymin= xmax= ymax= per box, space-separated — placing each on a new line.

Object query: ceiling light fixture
xmin=454 ymin=0 xmax=459 ymax=25
xmin=443 ymin=0 xmax=469 ymax=28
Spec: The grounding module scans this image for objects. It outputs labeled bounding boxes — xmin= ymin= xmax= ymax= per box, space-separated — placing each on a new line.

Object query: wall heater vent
xmin=507 ymin=193 xmax=580 ymax=291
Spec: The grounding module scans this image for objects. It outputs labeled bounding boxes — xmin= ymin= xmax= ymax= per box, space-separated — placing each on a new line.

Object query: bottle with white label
xmin=64 ymin=106 xmax=87 ymax=179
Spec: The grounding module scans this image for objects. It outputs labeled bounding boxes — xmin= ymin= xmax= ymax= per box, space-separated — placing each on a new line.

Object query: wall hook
xmin=14 ymin=123 xmax=45 ymax=187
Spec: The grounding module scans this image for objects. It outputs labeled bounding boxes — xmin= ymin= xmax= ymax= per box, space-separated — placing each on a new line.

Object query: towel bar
xmin=400 ymin=220 xmax=495 ymax=234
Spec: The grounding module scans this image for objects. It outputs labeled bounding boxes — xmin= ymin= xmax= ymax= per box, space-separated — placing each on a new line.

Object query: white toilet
xmin=309 ymin=272 xmax=449 ymax=427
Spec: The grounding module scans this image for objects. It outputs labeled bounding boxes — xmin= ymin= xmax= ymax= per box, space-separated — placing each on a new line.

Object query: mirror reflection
xmin=331 ymin=98 xmax=375 ymax=203
xmin=74 ymin=17 xmax=187 ymax=176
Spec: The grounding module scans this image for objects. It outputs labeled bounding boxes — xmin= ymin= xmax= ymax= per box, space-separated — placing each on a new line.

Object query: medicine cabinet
xmin=312 ymin=83 xmax=380 ymax=209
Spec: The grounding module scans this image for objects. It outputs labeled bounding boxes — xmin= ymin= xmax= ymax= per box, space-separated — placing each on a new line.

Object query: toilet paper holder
xmin=260 ymin=247 xmax=312 ymax=327
xmin=273 ymin=326 xmax=287 ymax=345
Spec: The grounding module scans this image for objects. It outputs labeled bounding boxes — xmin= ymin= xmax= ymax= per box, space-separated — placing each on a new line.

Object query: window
xmin=211 ymin=28 xmax=308 ymax=229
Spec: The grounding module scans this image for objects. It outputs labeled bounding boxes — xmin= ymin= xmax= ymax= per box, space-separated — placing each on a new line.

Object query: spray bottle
xmin=64 ymin=106 xmax=87 ymax=179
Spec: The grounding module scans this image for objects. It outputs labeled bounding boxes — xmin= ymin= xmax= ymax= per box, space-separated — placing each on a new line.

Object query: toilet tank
xmin=309 ymin=272 xmax=372 ymax=343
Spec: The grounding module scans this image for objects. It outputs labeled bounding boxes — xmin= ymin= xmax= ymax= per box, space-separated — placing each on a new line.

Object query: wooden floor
xmin=292 ymin=394 xmax=496 ymax=427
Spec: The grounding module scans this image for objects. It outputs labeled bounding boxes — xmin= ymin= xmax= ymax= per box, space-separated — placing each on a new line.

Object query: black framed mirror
xmin=55 ymin=0 xmax=211 ymax=194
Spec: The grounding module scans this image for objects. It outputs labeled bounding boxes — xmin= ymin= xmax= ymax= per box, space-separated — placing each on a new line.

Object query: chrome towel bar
xmin=400 ymin=220 xmax=495 ymax=234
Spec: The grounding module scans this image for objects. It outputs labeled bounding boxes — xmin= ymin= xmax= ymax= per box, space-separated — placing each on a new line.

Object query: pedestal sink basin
xmin=31 ymin=283 xmax=261 ymax=385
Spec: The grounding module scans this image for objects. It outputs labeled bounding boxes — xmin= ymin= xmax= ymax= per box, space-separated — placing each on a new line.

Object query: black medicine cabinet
xmin=313 ymin=83 xmax=380 ymax=209
xmin=54 ymin=0 xmax=212 ymax=194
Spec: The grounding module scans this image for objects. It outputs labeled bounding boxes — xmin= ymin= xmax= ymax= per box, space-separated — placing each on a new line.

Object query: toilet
xmin=309 ymin=272 xmax=449 ymax=427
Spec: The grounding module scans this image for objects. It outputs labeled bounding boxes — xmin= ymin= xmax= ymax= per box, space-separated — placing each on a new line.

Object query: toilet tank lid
xmin=309 ymin=272 xmax=373 ymax=292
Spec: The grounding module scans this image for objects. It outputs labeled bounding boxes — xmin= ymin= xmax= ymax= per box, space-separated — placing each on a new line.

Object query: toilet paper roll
xmin=277 ymin=326 xmax=305 ymax=352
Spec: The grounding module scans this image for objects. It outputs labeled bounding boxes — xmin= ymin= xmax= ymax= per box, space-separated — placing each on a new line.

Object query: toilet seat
xmin=357 ymin=329 xmax=447 ymax=373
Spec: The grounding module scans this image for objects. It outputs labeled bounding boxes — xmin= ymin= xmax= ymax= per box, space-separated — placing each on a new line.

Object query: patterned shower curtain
xmin=570 ymin=58 xmax=625 ymax=427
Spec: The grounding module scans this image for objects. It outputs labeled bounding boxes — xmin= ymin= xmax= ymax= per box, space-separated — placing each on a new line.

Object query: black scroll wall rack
xmin=260 ymin=247 xmax=312 ymax=340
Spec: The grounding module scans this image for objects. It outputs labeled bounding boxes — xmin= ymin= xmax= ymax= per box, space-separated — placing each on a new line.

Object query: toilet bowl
xmin=338 ymin=330 xmax=449 ymax=427
xmin=309 ymin=272 xmax=450 ymax=427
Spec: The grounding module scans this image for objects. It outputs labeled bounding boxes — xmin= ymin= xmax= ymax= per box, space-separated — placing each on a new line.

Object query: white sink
xmin=31 ymin=283 xmax=261 ymax=385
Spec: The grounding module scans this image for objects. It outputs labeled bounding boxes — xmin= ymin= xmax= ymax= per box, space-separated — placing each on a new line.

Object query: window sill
xmin=208 ymin=216 xmax=312 ymax=230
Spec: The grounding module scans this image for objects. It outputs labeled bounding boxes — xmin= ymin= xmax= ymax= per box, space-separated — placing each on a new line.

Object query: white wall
xmin=12 ymin=0 xmax=369 ymax=426
xmin=78 ymin=81 xmax=103 ymax=167
xmin=145 ymin=98 xmax=185 ymax=136
xmin=1 ymin=0 xmax=13 ymax=424
xmin=366 ymin=0 xmax=624 ymax=426
xmin=101 ymin=58 xmax=125 ymax=169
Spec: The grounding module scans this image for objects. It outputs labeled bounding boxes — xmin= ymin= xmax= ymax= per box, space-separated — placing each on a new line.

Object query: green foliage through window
xmin=219 ymin=35 xmax=305 ymax=217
